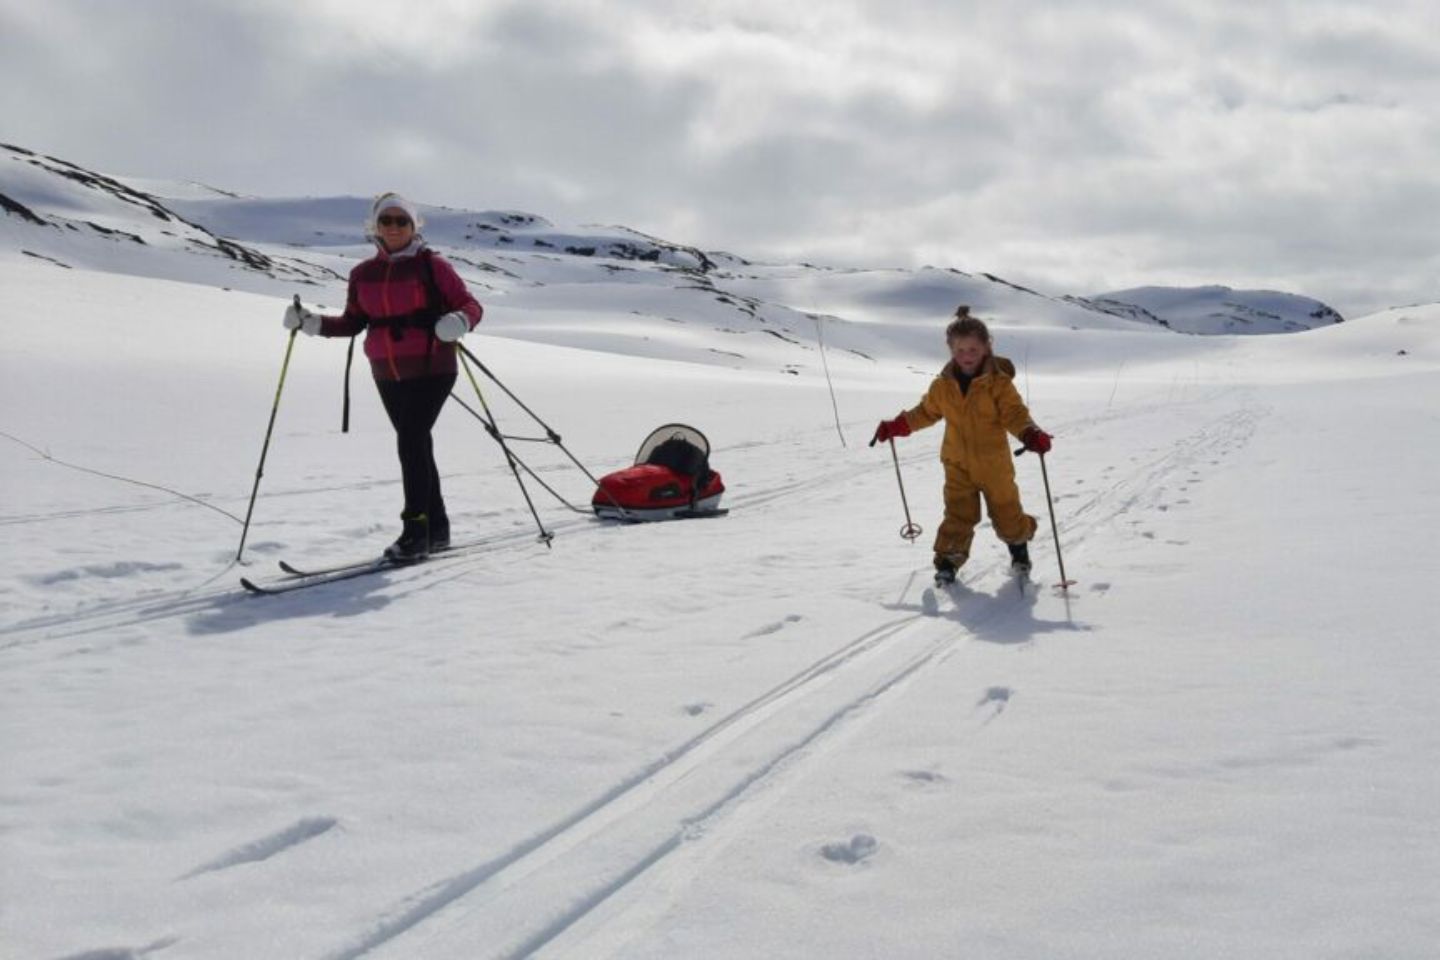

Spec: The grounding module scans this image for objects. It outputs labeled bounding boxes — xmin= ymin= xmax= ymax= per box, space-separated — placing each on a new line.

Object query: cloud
xmin=2 ymin=0 xmax=1438 ymax=315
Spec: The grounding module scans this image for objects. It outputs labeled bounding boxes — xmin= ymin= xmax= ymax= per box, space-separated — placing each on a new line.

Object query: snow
xmin=1092 ymin=285 xmax=1345 ymax=335
xmin=4 ymin=163 xmax=1440 ymax=959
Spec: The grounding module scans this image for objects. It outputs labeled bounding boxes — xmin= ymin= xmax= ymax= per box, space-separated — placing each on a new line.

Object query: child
xmin=872 ymin=305 xmax=1052 ymax=585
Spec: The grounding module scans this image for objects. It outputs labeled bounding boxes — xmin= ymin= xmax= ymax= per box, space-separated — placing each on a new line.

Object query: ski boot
xmin=1008 ymin=541 xmax=1032 ymax=575
xmin=429 ymin=513 xmax=451 ymax=553
xmin=933 ymin=555 xmax=961 ymax=588
xmin=385 ymin=513 xmax=430 ymax=563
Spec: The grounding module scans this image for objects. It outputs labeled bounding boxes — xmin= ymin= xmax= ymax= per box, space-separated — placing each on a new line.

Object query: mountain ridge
xmin=3 ymin=143 xmax=1353 ymax=348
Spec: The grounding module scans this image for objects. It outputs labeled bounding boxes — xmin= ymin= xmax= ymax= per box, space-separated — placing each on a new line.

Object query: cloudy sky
xmin=3 ymin=0 xmax=1439 ymax=316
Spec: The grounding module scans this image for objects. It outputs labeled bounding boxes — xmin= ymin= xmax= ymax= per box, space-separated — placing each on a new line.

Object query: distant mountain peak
xmin=2 ymin=143 xmax=1342 ymax=348
xmin=1084 ymin=285 xmax=1344 ymax=335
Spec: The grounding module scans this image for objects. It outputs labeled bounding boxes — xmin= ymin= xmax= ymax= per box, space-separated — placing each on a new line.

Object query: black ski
xmin=242 ymin=537 xmax=511 ymax=596
xmin=278 ymin=556 xmax=390 ymax=578
xmin=241 ymin=557 xmax=394 ymax=595
xmin=280 ymin=539 xmax=492 ymax=578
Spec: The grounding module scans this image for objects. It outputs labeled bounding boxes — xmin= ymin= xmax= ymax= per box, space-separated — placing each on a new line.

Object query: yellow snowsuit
xmin=903 ymin=355 xmax=1039 ymax=565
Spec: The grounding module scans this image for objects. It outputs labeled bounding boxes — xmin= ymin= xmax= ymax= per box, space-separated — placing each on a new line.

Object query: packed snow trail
xmin=329 ymin=565 xmax=1032 ymax=960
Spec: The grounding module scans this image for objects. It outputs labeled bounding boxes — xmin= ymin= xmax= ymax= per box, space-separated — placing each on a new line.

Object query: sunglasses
xmin=376 ymin=215 xmax=412 ymax=228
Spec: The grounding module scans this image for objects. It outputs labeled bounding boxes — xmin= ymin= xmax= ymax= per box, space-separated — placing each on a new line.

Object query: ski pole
xmin=1037 ymin=452 xmax=1076 ymax=590
xmin=871 ymin=434 xmax=922 ymax=542
xmin=236 ymin=297 xmax=300 ymax=562
xmin=1017 ymin=444 xmax=1076 ymax=591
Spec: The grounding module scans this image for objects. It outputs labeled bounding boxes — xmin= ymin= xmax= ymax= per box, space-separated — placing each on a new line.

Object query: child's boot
xmin=933 ymin=553 xmax=964 ymax=587
xmin=1008 ymin=541 xmax=1032 ymax=574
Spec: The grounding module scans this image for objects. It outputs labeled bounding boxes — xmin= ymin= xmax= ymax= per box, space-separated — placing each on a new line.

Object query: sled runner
xmin=592 ymin=423 xmax=727 ymax=521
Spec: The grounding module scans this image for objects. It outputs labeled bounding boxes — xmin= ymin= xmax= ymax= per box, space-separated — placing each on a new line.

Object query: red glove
xmin=1022 ymin=426 xmax=1053 ymax=454
xmin=872 ymin=413 xmax=912 ymax=445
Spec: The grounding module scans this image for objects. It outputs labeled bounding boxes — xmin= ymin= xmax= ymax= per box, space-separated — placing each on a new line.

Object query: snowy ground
xmin=3 ymin=253 xmax=1439 ymax=960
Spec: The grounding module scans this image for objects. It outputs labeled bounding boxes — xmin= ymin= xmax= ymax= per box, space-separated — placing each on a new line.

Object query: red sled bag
xmin=592 ymin=424 xmax=727 ymax=521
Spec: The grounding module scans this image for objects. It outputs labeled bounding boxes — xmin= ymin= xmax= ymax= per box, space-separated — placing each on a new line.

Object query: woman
xmin=872 ymin=305 xmax=1052 ymax=585
xmin=284 ymin=192 xmax=483 ymax=561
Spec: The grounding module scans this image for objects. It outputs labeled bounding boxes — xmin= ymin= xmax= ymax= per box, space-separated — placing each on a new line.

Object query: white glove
xmin=434 ymin=310 xmax=470 ymax=343
xmin=283 ymin=302 xmax=322 ymax=336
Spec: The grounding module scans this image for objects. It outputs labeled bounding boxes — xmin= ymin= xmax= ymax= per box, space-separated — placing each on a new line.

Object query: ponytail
xmin=945 ymin=304 xmax=991 ymax=344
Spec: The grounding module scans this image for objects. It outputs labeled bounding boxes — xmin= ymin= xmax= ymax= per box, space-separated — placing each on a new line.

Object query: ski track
xmin=0 ymin=400 xmax=1020 ymax=653
xmin=321 ymin=613 xmax=923 ymax=958
xmin=1052 ymin=398 xmax=1265 ymax=552
xmin=5 ymin=395 xmax=1266 ymax=959
xmin=328 ymin=571 xmax=1026 ymax=960
xmin=327 ymin=397 xmax=1269 ymax=960
xmin=0 ymin=519 xmax=587 ymax=652
xmin=0 ymin=429 xmax=907 ymax=653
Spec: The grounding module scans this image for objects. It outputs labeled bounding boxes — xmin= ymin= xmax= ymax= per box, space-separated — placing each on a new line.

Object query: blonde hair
xmin=945 ymin=304 xmax=991 ymax=344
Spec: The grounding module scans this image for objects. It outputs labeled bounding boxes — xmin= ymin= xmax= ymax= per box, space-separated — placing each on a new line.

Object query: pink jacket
xmin=321 ymin=243 xmax=483 ymax=381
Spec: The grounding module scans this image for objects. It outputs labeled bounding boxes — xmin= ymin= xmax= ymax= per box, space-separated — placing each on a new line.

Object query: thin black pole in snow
xmin=813 ymin=315 xmax=846 ymax=448
xmin=1038 ymin=453 xmax=1075 ymax=590
xmin=457 ymin=349 xmax=554 ymax=548
xmin=871 ymin=433 xmax=922 ymax=543
xmin=453 ymin=341 xmax=628 ymax=514
xmin=1030 ymin=449 xmax=1076 ymax=591
xmin=236 ymin=297 xmax=300 ymax=563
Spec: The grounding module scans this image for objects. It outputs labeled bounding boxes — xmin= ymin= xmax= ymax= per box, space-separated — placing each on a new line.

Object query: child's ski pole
xmin=1017 ymin=443 xmax=1075 ymax=590
xmin=1037 ymin=453 xmax=1075 ymax=590
xmin=873 ymin=434 xmax=922 ymax=542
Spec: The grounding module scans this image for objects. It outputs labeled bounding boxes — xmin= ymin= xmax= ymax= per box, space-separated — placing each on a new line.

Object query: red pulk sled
xmin=592 ymin=423 xmax=727 ymax=521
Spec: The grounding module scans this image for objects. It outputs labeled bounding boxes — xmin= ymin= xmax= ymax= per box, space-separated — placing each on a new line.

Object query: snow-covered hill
xmin=1084 ymin=284 xmax=1346 ymax=334
xmin=0 ymin=143 xmax=335 ymax=290
xmin=3 ymin=148 xmax=1438 ymax=960
xmin=6 ymin=145 xmax=1347 ymax=379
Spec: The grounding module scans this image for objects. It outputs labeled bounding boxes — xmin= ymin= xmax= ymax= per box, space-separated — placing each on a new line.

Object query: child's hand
xmin=872 ymin=414 xmax=912 ymax=446
xmin=1022 ymin=427 xmax=1053 ymax=454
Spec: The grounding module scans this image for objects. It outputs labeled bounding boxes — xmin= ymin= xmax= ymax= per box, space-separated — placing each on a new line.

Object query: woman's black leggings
xmin=376 ymin=373 xmax=457 ymax=523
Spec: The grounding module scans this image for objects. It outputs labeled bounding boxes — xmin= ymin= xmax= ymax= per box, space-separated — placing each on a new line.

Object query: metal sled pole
xmin=457 ymin=350 xmax=554 ymax=547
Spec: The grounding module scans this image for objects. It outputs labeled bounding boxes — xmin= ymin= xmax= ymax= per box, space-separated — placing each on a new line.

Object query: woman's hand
xmin=283 ymin=302 xmax=321 ymax=335
xmin=434 ymin=311 xmax=470 ymax=342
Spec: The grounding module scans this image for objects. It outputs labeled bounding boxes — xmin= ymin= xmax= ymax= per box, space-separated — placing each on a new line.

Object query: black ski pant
xmin=376 ymin=373 xmax=456 ymax=526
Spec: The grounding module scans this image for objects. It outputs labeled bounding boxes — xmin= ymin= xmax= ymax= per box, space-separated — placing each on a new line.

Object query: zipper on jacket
xmin=381 ymin=259 xmax=401 ymax=380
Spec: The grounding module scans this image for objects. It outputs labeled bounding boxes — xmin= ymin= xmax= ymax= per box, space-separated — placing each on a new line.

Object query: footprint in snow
xmin=29 ymin=560 xmax=184 ymax=585
xmin=979 ymin=686 xmax=1012 ymax=706
xmin=820 ymin=833 xmax=878 ymax=865
xmin=179 ymin=816 xmax=338 ymax=879
xmin=745 ymin=614 xmax=803 ymax=639
xmin=682 ymin=702 xmax=712 ymax=717
xmin=977 ymin=687 xmax=1012 ymax=721
xmin=899 ymin=769 xmax=949 ymax=788
xmin=57 ymin=935 xmax=179 ymax=959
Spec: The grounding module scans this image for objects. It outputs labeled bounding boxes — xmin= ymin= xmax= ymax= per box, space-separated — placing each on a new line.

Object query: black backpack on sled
xmin=591 ymin=424 xmax=727 ymax=521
